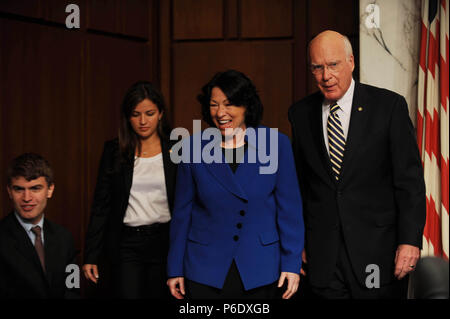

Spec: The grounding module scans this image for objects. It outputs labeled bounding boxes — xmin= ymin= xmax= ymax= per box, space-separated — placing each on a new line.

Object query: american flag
xmin=417 ymin=0 xmax=449 ymax=260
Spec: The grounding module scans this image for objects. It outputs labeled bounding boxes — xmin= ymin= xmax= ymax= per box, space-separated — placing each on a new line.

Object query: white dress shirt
xmin=322 ymin=78 xmax=355 ymax=155
xmin=123 ymin=153 xmax=171 ymax=227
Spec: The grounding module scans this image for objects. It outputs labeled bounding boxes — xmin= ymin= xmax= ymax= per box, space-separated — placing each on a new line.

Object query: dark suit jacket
xmin=288 ymin=82 xmax=426 ymax=288
xmin=84 ymin=137 xmax=177 ymax=266
xmin=0 ymin=213 xmax=77 ymax=298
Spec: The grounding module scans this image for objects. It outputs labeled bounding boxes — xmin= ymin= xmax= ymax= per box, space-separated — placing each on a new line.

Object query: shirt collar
xmin=14 ymin=211 xmax=44 ymax=233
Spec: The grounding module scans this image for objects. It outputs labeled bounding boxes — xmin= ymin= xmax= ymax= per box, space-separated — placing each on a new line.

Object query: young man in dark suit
xmin=288 ymin=30 xmax=426 ymax=298
xmin=0 ymin=153 xmax=78 ymax=298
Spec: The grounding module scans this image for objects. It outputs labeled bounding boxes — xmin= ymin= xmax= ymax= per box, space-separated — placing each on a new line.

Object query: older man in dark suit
xmin=0 ymin=153 xmax=78 ymax=298
xmin=288 ymin=30 xmax=426 ymax=298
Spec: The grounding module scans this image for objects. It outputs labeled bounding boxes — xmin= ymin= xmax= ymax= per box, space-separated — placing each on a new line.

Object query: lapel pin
xmin=358 ymin=107 xmax=363 ymax=111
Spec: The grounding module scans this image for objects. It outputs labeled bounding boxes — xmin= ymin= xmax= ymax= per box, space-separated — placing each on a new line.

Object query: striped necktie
xmin=327 ymin=102 xmax=346 ymax=180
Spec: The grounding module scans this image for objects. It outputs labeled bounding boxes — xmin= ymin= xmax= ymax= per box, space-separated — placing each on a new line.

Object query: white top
xmin=322 ymin=79 xmax=355 ymax=155
xmin=123 ymin=153 xmax=171 ymax=227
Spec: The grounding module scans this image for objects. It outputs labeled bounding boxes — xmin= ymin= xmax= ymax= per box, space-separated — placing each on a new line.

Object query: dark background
xmin=0 ymin=0 xmax=359 ymax=296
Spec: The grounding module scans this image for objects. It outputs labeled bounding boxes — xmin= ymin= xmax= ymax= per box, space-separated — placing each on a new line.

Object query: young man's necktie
xmin=31 ymin=225 xmax=46 ymax=272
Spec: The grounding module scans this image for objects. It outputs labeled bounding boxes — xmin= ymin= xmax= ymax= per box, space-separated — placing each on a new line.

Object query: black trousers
xmin=311 ymin=231 xmax=408 ymax=299
xmin=185 ymin=260 xmax=278 ymax=299
xmin=114 ymin=223 xmax=170 ymax=299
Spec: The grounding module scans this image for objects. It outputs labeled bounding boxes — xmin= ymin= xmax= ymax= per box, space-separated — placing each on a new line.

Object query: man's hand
xmin=82 ymin=264 xmax=99 ymax=284
xmin=167 ymin=277 xmax=185 ymax=299
xmin=394 ymin=244 xmax=420 ymax=279
xmin=278 ymin=272 xmax=300 ymax=299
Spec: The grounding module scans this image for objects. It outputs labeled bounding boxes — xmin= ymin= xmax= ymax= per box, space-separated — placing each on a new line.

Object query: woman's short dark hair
xmin=6 ymin=153 xmax=54 ymax=187
xmin=118 ymin=81 xmax=170 ymax=160
xmin=198 ymin=70 xmax=263 ymax=128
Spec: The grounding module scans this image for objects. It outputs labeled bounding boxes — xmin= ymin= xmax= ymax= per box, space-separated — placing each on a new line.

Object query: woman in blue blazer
xmin=167 ymin=70 xmax=304 ymax=299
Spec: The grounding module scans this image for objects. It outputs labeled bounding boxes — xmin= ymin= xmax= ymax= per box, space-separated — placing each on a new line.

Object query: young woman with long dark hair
xmin=83 ymin=81 xmax=177 ymax=298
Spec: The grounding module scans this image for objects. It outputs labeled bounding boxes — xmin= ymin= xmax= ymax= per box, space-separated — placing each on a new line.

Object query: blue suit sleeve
xmin=167 ymin=160 xmax=194 ymax=278
xmin=275 ymin=133 xmax=305 ymax=274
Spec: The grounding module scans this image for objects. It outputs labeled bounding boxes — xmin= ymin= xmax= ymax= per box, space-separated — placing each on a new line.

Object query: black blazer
xmin=288 ymin=82 xmax=426 ymax=287
xmin=84 ymin=137 xmax=177 ymax=265
xmin=0 ymin=213 xmax=77 ymax=298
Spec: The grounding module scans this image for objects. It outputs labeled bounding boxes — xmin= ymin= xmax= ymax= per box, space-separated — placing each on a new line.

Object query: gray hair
xmin=342 ymin=35 xmax=353 ymax=59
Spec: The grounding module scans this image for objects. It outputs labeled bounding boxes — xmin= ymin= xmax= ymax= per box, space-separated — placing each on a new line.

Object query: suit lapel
xmin=309 ymin=97 xmax=336 ymax=186
xmin=161 ymin=138 xmax=177 ymax=213
xmin=43 ymin=219 xmax=57 ymax=286
xmin=8 ymin=214 xmax=48 ymax=282
xmin=202 ymin=134 xmax=248 ymax=201
xmin=204 ymin=154 xmax=248 ymax=202
xmin=234 ymin=145 xmax=261 ymax=192
xmin=122 ymin=152 xmax=134 ymax=203
xmin=339 ymin=83 xmax=370 ymax=181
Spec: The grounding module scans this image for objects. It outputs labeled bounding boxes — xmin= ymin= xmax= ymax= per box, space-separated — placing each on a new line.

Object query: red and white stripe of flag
xmin=417 ymin=0 xmax=449 ymax=260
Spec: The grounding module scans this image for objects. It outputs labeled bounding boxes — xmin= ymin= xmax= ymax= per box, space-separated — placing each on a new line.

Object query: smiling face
xmin=209 ymin=87 xmax=247 ymax=137
xmin=129 ymin=98 xmax=162 ymax=140
xmin=309 ymin=31 xmax=355 ymax=102
xmin=8 ymin=176 xmax=54 ymax=225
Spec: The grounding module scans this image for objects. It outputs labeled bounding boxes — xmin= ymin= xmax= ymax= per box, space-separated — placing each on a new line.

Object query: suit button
xmin=233 ymin=235 xmax=239 ymax=241
xmin=236 ymin=223 xmax=242 ymax=229
xmin=337 ymin=191 xmax=342 ymax=197
xmin=240 ymin=210 xmax=245 ymax=216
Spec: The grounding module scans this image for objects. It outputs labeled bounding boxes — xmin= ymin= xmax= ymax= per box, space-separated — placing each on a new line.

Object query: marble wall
xmin=360 ymin=0 xmax=421 ymax=124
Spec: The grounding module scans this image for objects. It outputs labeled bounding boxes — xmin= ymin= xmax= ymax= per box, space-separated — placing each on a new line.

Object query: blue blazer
xmin=167 ymin=126 xmax=304 ymax=290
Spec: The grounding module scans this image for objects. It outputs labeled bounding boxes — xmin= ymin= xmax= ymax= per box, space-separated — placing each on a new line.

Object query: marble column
xmin=360 ymin=0 xmax=421 ymax=124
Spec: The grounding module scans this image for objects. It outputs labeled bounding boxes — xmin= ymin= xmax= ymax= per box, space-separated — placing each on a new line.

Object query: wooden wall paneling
xmin=247 ymin=41 xmax=292 ymax=136
xmin=36 ymin=26 xmax=84 ymax=249
xmin=224 ymin=0 xmax=238 ymax=39
xmin=149 ymin=0 xmax=159 ymax=88
xmin=38 ymin=28 xmax=84 ymax=250
xmin=87 ymin=0 xmax=118 ymax=34
xmin=308 ymin=0 xmax=359 ymax=37
xmin=120 ymin=0 xmax=149 ymax=39
xmin=342 ymin=0 xmax=360 ymax=81
xmin=172 ymin=0 xmax=224 ymax=40
xmin=172 ymin=41 xmax=291 ymax=135
xmin=0 ymin=19 xmax=38 ymax=219
xmin=240 ymin=0 xmax=292 ymax=39
xmin=293 ymin=0 xmax=308 ymax=102
xmin=0 ymin=19 xmax=3 ymax=218
xmin=308 ymin=0 xmax=337 ymax=37
xmin=85 ymin=35 xmax=150 ymax=226
xmin=159 ymin=0 xmax=172 ymax=120
xmin=308 ymin=0 xmax=359 ymax=41
xmin=45 ymin=0 xmax=86 ymax=28
xmin=0 ymin=0 xmax=41 ymax=19
xmin=0 ymin=19 xmax=84 ymax=249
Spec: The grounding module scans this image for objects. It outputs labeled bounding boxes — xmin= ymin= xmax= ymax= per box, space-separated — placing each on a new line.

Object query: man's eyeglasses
xmin=310 ymin=62 xmax=341 ymax=74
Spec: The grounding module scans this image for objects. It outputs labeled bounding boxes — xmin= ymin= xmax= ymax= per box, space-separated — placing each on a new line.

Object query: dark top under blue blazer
xmin=167 ymin=126 xmax=304 ymax=290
